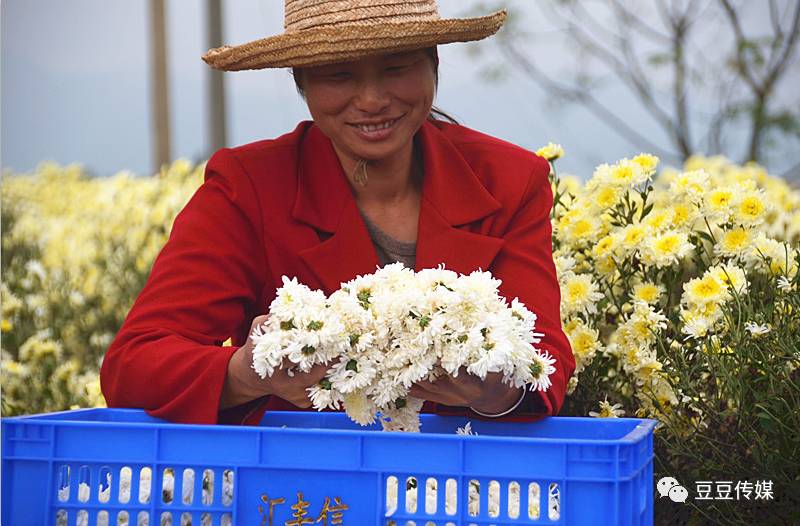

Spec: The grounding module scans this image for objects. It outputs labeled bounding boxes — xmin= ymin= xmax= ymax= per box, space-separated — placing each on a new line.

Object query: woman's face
xmin=299 ymin=50 xmax=436 ymax=165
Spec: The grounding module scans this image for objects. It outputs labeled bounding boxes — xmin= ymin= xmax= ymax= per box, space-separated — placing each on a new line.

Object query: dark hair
xmin=291 ymin=47 xmax=459 ymax=124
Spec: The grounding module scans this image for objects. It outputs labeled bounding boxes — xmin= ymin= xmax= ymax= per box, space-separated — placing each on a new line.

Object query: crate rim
xmin=2 ymin=408 xmax=657 ymax=446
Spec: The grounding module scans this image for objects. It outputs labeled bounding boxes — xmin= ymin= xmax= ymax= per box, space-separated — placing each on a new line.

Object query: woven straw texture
xmin=203 ymin=0 xmax=506 ymax=71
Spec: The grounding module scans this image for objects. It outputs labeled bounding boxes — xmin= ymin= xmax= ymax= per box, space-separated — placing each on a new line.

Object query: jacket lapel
xmin=293 ymin=121 xmax=505 ymax=292
xmin=414 ymin=121 xmax=504 ymax=274
xmin=294 ymin=125 xmax=379 ymax=293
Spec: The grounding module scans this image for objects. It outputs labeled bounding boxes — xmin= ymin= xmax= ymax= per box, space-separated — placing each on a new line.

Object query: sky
xmin=2 ymin=0 xmax=799 ymax=179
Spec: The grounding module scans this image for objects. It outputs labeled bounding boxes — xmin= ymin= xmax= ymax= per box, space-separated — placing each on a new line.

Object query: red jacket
xmin=100 ymin=120 xmax=574 ymax=425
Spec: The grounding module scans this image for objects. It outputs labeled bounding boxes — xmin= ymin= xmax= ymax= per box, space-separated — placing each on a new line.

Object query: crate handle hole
xmin=200 ymin=512 xmax=212 ymax=526
xmin=78 ymin=466 xmax=91 ymax=503
xmin=98 ymin=511 xmax=109 ymax=526
xmin=118 ymin=467 xmax=132 ymax=504
xmin=385 ymin=476 xmax=399 ymax=516
xmin=182 ymin=469 xmax=195 ymax=505
xmin=548 ymin=482 xmax=560 ymax=521
xmin=98 ymin=466 xmax=112 ymax=503
xmin=136 ymin=511 xmax=149 ymax=526
xmin=202 ymin=469 xmax=215 ymax=505
xmin=528 ymin=482 xmax=540 ymax=519
xmin=57 ymin=465 xmax=70 ymax=502
xmin=468 ymin=479 xmax=480 ymax=517
xmin=508 ymin=481 xmax=520 ymax=519
xmin=222 ymin=469 xmax=234 ymax=506
xmin=221 ymin=513 xmax=232 ymax=526
xmin=424 ymin=477 xmax=437 ymax=515
xmin=444 ymin=478 xmax=457 ymax=516
xmin=139 ymin=467 xmax=152 ymax=504
xmin=181 ymin=512 xmax=192 ymax=525
xmin=159 ymin=512 xmax=172 ymax=526
xmin=116 ymin=511 xmax=130 ymax=526
xmin=55 ymin=509 xmax=67 ymax=526
xmin=488 ymin=480 xmax=500 ymax=518
xmin=162 ymin=468 xmax=174 ymax=504
xmin=405 ymin=476 xmax=418 ymax=514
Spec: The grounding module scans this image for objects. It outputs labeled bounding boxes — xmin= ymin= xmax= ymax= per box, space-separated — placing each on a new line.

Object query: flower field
xmin=2 ymin=151 xmax=799 ymax=522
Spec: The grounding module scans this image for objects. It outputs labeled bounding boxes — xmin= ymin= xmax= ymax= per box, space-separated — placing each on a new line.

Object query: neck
xmin=334 ymin=141 xmax=421 ymax=204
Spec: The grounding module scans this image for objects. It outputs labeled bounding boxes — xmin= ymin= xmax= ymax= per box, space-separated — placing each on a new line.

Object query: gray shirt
xmin=360 ymin=212 xmax=416 ymax=269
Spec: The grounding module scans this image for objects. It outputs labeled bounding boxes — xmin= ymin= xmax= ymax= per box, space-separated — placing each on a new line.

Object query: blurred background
xmin=3 ymin=0 xmax=799 ymax=180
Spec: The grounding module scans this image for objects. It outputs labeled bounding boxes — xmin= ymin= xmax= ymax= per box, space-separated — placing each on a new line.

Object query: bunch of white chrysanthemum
xmin=250 ymin=263 xmax=554 ymax=431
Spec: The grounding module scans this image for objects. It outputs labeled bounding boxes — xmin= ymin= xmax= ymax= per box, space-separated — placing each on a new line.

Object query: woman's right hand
xmin=220 ymin=315 xmax=329 ymax=410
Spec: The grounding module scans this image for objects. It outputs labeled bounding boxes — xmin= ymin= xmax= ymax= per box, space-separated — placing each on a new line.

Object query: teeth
xmin=357 ymin=119 xmax=395 ymax=133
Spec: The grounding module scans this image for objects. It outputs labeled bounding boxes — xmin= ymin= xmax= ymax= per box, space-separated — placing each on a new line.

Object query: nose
xmin=354 ymin=78 xmax=390 ymax=114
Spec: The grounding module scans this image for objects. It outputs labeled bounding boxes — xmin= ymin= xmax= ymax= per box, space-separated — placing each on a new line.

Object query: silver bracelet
xmin=469 ymin=388 xmax=526 ymax=418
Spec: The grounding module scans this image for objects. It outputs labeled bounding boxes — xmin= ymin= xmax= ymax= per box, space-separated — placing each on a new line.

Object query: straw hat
xmin=202 ymin=0 xmax=507 ymax=71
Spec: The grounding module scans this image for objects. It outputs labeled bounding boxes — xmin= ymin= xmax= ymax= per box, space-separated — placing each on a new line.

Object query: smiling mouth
xmin=350 ymin=117 xmax=401 ymax=133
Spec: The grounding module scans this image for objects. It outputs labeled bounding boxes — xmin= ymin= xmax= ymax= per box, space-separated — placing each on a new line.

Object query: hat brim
xmin=202 ymin=10 xmax=506 ymax=71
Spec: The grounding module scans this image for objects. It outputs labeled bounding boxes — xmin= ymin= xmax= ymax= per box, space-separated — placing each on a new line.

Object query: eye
xmin=326 ymin=71 xmax=352 ymax=81
xmin=386 ymin=64 xmax=410 ymax=73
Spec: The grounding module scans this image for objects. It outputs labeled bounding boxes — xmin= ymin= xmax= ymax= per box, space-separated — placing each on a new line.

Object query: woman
xmin=100 ymin=0 xmax=574 ymax=426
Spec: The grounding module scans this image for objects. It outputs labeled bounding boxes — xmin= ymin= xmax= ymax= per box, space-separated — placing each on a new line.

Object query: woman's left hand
xmin=408 ymin=368 xmax=523 ymax=415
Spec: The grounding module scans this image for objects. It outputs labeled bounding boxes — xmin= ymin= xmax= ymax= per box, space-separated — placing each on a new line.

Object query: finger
xmin=249 ymin=314 xmax=270 ymax=331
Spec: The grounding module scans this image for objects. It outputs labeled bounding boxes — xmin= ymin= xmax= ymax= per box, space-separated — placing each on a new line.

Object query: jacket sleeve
xmin=435 ymin=154 xmax=575 ymax=422
xmin=100 ymin=149 xmax=269 ymax=424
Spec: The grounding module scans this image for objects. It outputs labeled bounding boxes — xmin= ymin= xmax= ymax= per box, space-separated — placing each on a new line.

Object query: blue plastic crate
xmin=2 ymin=409 xmax=655 ymax=525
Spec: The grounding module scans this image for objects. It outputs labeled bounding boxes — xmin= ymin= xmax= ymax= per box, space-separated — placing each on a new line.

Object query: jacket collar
xmin=294 ymin=120 xmax=504 ymax=292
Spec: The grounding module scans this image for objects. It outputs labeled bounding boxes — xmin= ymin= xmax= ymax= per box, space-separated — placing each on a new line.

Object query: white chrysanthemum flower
xmin=381 ymin=397 xmax=425 ymax=432
xmin=456 ymin=421 xmax=478 ymax=436
xmin=307 ymin=381 xmax=342 ymax=410
xmin=343 ymin=390 xmax=378 ymax=426
xmin=251 ymin=265 xmax=551 ymax=431
xmin=777 ymin=276 xmax=794 ymax=292
xmin=681 ymin=310 xmax=714 ymax=339
xmin=528 ymin=350 xmax=556 ymax=392
xmin=589 ymin=398 xmax=626 ymax=418
xmin=744 ymin=321 xmax=771 ymax=337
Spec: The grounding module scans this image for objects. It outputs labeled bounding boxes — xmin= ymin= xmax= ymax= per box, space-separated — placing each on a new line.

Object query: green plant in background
xmin=1 ymin=160 xmax=203 ymax=415
xmin=544 ymin=147 xmax=800 ymax=524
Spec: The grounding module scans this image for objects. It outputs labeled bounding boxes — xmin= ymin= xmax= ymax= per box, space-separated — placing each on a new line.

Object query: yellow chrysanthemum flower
xmin=561 ymin=273 xmax=604 ymax=316
xmin=632 ymin=153 xmax=659 ymax=175
xmin=715 ymin=227 xmax=752 ymax=258
xmin=592 ymin=234 xmax=618 ymax=259
xmin=735 ymin=193 xmax=767 ymax=225
xmin=708 ymin=264 xmax=749 ymax=295
xmin=704 ymin=187 xmax=738 ymax=220
xmin=589 ymin=399 xmax=625 ymax=418
xmin=609 ymin=159 xmax=648 ymax=187
xmin=682 ymin=274 xmax=728 ymax=305
xmin=566 ymin=216 xmax=601 ymax=244
xmin=536 ymin=142 xmax=564 ymax=161
xmin=669 ymin=170 xmax=708 ymax=200
xmin=595 ymin=255 xmax=618 ymax=278
xmin=643 ymin=208 xmax=672 ymax=231
xmin=670 ymin=202 xmax=695 ymax=228
xmin=595 ymin=185 xmax=621 ymax=209
xmin=633 ymin=283 xmax=663 ymax=304
xmin=642 ymin=230 xmax=693 ymax=267
xmin=620 ymin=224 xmax=648 ymax=250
